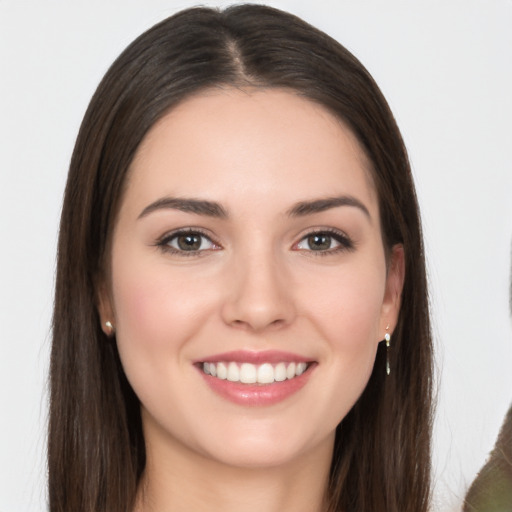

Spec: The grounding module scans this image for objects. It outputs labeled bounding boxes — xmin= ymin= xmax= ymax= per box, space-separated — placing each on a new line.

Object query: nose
xmin=221 ymin=250 xmax=296 ymax=332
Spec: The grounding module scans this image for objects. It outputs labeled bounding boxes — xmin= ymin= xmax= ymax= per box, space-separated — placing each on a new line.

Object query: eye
xmin=158 ymin=230 xmax=219 ymax=254
xmin=295 ymin=230 xmax=353 ymax=253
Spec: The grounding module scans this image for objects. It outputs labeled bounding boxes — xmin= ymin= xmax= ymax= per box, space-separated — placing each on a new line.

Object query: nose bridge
xmin=222 ymin=241 xmax=295 ymax=331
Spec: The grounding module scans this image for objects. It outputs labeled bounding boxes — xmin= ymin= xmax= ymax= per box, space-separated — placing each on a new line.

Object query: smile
xmin=196 ymin=350 xmax=315 ymax=406
xmin=202 ymin=361 xmax=308 ymax=384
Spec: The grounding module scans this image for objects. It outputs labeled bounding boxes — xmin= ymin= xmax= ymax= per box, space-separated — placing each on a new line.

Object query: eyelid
xmin=292 ymin=227 xmax=355 ymax=253
xmin=155 ymin=227 xmax=222 ymax=255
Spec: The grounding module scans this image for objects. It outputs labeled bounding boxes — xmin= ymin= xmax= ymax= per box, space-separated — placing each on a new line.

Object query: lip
xmin=195 ymin=350 xmax=312 ymax=365
xmin=195 ymin=350 xmax=316 ymax=407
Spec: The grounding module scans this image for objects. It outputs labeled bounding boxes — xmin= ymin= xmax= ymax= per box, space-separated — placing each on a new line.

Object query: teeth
xmin=202 ymin=361 xmax=309 ymax=384
xmin=257 ymin=363 xmax=274 ymax=384
xmin=240 ymin=363 xmax=257 ymax=384
xmin=274 ymin=362 xmax=287 ymax=382
xmin=296 ymin=362 xmax=307 ymax=375
xmin=227 ymin=362 xmax=239 ymax=382
xmin=286 ymin=362 xmax=296 ymax=379
xmin=217 ymin=362 xmax=227 ymax=380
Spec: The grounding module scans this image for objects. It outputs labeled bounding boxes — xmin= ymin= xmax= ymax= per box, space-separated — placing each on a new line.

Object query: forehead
xmin=124 ymin=88 xmax=377 ymax=215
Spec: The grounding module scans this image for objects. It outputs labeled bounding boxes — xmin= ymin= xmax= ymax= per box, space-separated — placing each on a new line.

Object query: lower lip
xmin=198 ymin=365 xmax=315 ymax=406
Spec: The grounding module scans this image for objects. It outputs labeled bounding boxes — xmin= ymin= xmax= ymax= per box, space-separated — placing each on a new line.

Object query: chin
xmin=204 ymin=442 xmax=309 ymax=470
xmin=194 ymin=421 xmax=334 ymax=470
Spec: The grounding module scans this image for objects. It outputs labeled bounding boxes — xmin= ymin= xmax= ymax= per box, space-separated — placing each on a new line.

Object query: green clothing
xmin=464 ymin=405 xmax=512 ymax=512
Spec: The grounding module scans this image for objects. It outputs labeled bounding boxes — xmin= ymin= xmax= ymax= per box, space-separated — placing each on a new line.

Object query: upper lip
xmin=195 ymin=350 xmax=314 ymax=365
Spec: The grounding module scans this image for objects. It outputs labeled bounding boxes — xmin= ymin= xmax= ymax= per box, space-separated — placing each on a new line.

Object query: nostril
xmin=229 ymin=316 xmax=288 ymax=331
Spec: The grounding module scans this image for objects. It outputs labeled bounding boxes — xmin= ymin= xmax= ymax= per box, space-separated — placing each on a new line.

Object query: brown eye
xmin=306 ymin=234 xmax=332 ymax=251
xmin=162 ymin=231 xmax=217 ymax=253
xmin=295 ymin=230 xmax=353 ymax=253
xmin=176 ymin=233 xmax=202 ymax=251
xmin=297 ymin=233 xmax=338 ymax=251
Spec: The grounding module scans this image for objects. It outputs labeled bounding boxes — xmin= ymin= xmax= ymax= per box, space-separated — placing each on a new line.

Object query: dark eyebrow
xmin=287 ymin=196 xmax=371 ymax=220
xmin=138 ymin=197 xmax=228 ymax=219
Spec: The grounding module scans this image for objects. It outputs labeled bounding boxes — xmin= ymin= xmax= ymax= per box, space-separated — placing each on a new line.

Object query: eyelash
xmin=155 ymin=228 xmax=354 ymax=256
xmin=294 ymin=228 xmax=355 ymax=256
xmin=155 ymin=228 xmax=220 ymax=257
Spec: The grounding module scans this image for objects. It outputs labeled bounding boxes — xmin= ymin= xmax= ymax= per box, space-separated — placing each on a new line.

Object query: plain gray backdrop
xmin=1 ymin=1 xmax=511 ymax=510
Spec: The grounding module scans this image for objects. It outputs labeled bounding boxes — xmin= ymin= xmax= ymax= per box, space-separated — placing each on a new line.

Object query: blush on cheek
xmin=343 ymin=273 xmax=385 ymax=338
xmin=113 ymin=269 xmax=219 ymax=360
xmin=112 ymin=280 xmax=180 ymax=406
xmin=311 ymin=291 xmax=383 ymax=349
xmin=115 ymin=279 xmax=170 ymax=341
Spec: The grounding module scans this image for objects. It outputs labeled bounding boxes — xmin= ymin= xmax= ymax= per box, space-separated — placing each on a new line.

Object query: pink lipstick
xmin=195 ymin=350 xmax=316 ymax=406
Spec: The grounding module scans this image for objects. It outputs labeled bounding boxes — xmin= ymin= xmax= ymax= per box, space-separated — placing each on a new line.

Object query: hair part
xmin=49 ymin=5 xmax=433 ymax=511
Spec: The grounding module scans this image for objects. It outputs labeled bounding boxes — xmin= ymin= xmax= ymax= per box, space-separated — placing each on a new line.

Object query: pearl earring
xmin=384 ymin=325 xmax=391 ymax=376
xmin=105 ymin=320 xmax=115 ymax=336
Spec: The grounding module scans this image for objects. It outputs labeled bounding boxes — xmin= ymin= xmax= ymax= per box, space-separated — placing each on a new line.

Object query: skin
xmin=98 ymin=88 xmax=404 ymax=512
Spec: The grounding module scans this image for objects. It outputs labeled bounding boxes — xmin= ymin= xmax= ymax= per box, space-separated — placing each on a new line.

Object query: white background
xmin=1 ymin=1 xmax=511 ymax=511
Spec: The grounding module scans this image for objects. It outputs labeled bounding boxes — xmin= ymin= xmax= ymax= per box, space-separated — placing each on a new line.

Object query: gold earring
xmin=105 ymin=320 xmax=115 ymax=336
xmin=384 ymin=325 xmax=391 ymax=376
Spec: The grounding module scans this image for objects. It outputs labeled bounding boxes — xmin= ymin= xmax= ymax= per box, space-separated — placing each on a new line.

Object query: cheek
xmin=110 ymin=254 xmax=216 ymax=374
xmin=303 ymin=263 xmax=386 ymax=350
xmin=284 ymin=262 xmax=386 ymax=437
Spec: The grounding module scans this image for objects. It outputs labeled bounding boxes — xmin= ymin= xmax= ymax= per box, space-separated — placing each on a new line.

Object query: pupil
xmin=308 ymin=234 xmax=331 ymax=250
xmin=177 ymin=234 xmax=201 ymax=251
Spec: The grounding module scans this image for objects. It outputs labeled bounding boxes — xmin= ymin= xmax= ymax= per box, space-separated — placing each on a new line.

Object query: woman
xmin=49 ymin=5 xmax=433 ymax=511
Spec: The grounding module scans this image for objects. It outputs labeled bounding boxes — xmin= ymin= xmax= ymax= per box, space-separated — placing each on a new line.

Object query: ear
xmin=379 ymin=244 xmax=405 ymax=338
xmin=96 ymin=280 xmax=116 ymax=336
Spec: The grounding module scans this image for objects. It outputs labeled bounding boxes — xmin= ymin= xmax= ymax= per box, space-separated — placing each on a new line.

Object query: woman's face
xmin=99 ymin=88 xmax=403 ymax=470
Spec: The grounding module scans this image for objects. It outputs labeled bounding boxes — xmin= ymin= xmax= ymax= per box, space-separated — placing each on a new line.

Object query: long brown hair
xmin=49 ymin=5 xmax=433 ymax=511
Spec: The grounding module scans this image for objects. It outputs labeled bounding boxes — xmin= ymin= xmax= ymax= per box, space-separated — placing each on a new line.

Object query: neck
xmin=134 ymin=429 xmax=333 ymax=512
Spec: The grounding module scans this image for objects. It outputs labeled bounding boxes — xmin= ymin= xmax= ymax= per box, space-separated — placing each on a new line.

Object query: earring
xmin=105 ymin=320 xmax=115 ymax=336
xmin=384 ymin=325 xmax=391 ymax=376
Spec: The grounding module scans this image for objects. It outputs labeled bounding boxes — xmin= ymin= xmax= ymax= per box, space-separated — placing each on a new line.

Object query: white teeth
xmin=202 ymin=361 xmax=309 ymax=384
xmin=274 ymin=362 xmax=287 ymax=382
xmin=286 ymin=362 xmax=296 ymax=379
xmin=216 ymin=362 xmax=227 ymax=380
xmin=296 ymin=362 xmax=307 ymax=376
xmin=257 ymin=363 xmax=274 ymax=384
xmin=227 ymin=362 xmax=239 ymax=382
xmin=240 ymin=363 xmax=257 ymax=383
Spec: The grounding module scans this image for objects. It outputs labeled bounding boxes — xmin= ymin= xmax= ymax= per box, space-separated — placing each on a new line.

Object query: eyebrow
xmin=138 ymin=197 xmax=228 ymax=219
xmin=138 ymin=194 xmax=371 ymax=221
xmin=286 ymin=196 xmax=371 ymax=220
